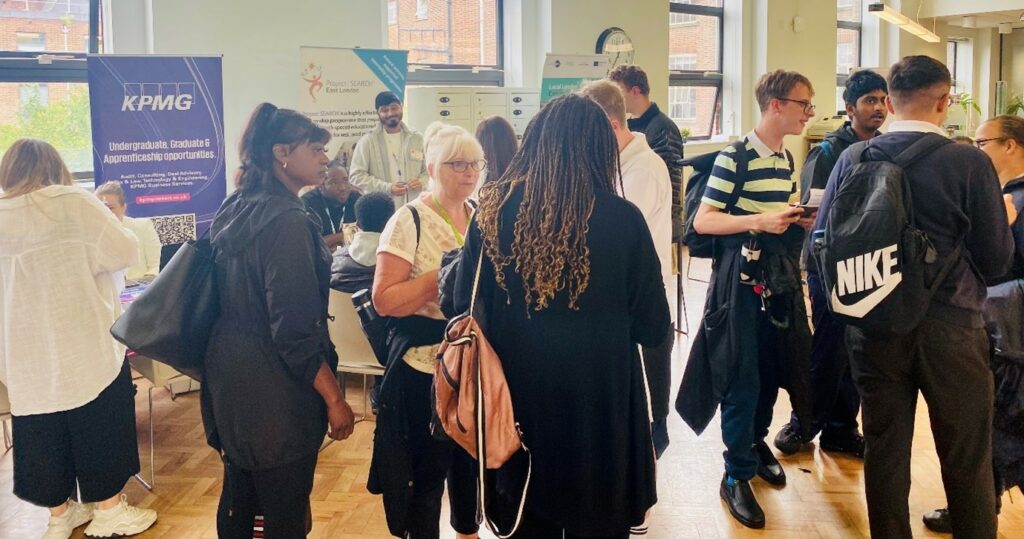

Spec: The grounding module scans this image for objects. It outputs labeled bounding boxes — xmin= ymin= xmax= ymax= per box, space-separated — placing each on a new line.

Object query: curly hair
xmin=476 ymin=93 xmax=620 ymax=311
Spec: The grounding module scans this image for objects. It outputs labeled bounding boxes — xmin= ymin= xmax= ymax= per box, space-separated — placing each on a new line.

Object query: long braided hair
xmin=476 ymin=93 xmax=621 ymax=311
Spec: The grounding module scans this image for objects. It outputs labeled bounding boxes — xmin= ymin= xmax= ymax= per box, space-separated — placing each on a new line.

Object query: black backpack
xmin=814 ymin=133 xmax=960 ymax=335
xmin=682 ymin=140 xmax=792 ymax=258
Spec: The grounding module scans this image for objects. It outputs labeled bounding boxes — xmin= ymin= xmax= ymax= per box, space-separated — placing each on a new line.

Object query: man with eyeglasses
xmin=678 ymin=70 xmax=816 ymax=529
xmin=773 ymin=69 xmax=889 ymax=460
xmin=815 ymin=55 xmax=1013 ymax=538
xmin=350 ymin=91 xmax=429 ymax=207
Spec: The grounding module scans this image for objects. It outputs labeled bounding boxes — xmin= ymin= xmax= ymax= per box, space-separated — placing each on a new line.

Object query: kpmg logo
xmin=830 ymin=244 xmax=902 ymax=318
xmin=121 ymin=82 xmax=195 ymax=112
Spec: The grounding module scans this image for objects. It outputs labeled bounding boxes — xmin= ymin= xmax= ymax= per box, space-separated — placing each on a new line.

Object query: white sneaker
xmin=42 ymin=500 xmax=94 ymax=539
xmin=83 ymin=495 xmax=157 ymax=537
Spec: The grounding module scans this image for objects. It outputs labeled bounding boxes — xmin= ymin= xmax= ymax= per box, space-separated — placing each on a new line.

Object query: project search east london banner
xmin=88 ymin=55 xmax=226 ymax=239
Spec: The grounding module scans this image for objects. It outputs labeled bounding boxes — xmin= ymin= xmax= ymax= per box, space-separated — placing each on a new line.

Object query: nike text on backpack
xmin=814 ymin=133 xmax=961 ymax=335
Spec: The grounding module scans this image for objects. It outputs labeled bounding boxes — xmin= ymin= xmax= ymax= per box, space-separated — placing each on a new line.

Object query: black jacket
xmin=329 ymin=249 xmax=375 ymax=293
xmin=799 ymin=122 xmax=861 ymax=202
xmin=201 ymin=180 xmax=336 ymax=470
xmin=302 ymin=187 xmax=359 ymax=236
xmin=629 ymin=102 xmax=685 ymax=240
xmin=999 ymin=177 xmax=1024 ymax=284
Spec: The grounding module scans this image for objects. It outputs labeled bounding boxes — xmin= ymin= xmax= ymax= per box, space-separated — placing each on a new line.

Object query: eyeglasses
xmin=776 ymin=97 xmax=816 ymax=114
xmin=444 ymin=160 xmax=487 ymax=172
xmin=975 ymin=137 xmax=1006 ymax=148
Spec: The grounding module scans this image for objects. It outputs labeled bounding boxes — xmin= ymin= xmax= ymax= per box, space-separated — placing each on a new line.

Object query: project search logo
xmin=302 ymin=63 xmax=324 ymax=102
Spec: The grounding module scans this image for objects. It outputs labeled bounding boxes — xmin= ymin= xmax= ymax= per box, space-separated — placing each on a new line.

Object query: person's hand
xmin=1006 ymin=194 xmax=1018 ymax=226
xmin=407 ymin=178 xmax=423 ymax=190
xmin=391 ymin=183 xmax=408 ymax=197
xmin=756 ymin=207 xmax=803 ymax=234
xmin=324 ymin=232 xmax=346 ymax=251
xmin=326 ymin=399 xmax=355 ymax=441
xmin=796 ymin=210 xmax=817 ymax=231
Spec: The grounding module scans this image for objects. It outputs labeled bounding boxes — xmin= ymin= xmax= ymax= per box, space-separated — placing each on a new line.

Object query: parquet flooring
xmin=2 ymin=264 xmax=1023 ymax=538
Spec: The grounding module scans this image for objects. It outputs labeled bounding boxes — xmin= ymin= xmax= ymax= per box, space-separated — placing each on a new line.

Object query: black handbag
xmin=110 ymin=235 xmax=219 ymax=381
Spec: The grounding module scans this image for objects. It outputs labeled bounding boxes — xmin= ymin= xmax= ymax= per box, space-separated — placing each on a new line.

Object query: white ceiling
xmin=941 ymin=10 xmax=1024 ymax=29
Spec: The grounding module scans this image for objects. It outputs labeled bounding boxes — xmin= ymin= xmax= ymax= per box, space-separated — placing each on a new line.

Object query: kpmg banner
xmin=88 ymin=55 xmax=226 ymax=240
xmin=299 ymin=47 xmax=408 ymax=168
xmin=541 ymin=53 xmax=610 ymax=103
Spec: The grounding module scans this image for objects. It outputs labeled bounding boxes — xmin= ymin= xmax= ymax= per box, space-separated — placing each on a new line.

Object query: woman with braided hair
xmin=451 ymin=93 xmax=671 ymax=538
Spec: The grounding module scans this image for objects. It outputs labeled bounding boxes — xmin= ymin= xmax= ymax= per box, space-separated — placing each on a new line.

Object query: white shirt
xmin=0 ymin=185 xmax=138 ymax=416
xmin=123 ymin=216 xmax=161 ymax=281
xmin=385 ymin=131 xmax=404 ymax=183
xmin=887 ymin=119 xmax=949 ymax=136
xmin=620 ymin=132 xmax=673 ymax=280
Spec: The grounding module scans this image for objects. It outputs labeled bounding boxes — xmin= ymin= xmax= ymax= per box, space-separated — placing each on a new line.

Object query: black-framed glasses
xmin=444 ymin=160 xmax=487 ymax=172
xmin=975 ymin=137 xmax=1006 ymax=148
xmin=776 ymin=97 xmax=816 ymax=114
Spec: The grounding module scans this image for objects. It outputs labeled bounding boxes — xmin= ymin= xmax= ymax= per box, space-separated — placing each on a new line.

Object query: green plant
xmin=0 ymin=87 xmax=93 ymax=172
xmin=680 ymin=127 xmax=692 ymax=139
xmin=1002 ymin=94 xmax=1024 ymax=116
xmin=957 ymin=92 xmax=982 ymax=116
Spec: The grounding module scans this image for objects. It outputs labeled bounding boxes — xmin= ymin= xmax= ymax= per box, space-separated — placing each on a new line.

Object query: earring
xmin=283 ymin=161 xmax=289 ymax=170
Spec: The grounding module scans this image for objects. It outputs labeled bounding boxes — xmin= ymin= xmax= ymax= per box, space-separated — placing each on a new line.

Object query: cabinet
xmin=406 ymin=87 xmax=541 ymax=140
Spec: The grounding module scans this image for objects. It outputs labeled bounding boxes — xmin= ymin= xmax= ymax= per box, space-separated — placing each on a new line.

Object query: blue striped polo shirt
xmin=701 ymin=131 xmax=797 ymax=215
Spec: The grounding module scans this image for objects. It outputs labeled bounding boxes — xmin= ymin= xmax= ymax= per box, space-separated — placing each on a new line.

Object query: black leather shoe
xmin=923 ymin=508 xmax=952 ymax=534
xmin=820 ymin=433 xmax=865 ymax=459
xmin=773 ymin=423 xmax=804 ymax=455
xmin=719 ymin=473 xmax=765 ymax=529
xmin=754 ymin=441 xmax=787 ymax=486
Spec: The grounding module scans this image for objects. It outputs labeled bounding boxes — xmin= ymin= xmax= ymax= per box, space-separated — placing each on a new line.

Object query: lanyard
xmin=432 ymin=194 xmax=468 ymax=247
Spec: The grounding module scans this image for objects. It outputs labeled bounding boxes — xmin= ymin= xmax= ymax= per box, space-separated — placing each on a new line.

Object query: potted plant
xmin=956 ymin=92 xmax=982 ymax=132
xmin=680 ymin=127 xmax=691 ymax=143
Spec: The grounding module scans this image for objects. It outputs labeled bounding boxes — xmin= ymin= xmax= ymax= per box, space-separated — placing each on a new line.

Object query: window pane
xmin=836 ymin=86 xmax=845 ymax=116
xmin=669 ymin=14 xmax=720 ymax=72
xmin=837 ymin=28 xmax=859 ymax=75
xmin=2 ymin=0 xmax=94 ymax=53
xmin=668 ymin=86 xmax=720 ymax=139
xmin=837 ymin=0 xmax=862 ymax=23
xmin=671 ymin=0 xmax=724 ymax=7
xmin=0 ymin=83 xmax=92 ymax=173
xmin=388 ymin=0 xmax=499 ymax=66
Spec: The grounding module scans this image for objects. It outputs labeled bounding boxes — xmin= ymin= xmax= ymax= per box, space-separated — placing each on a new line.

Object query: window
xmin=669 ymin=54 xmax=698 ymax=71
xmin=16 ymin=32 xmax=47 ymax=52
xmin=388 ymin=0 xmax=503 ymax=86
xmin=836 ymin=0 xmax=862 ymax=112
xmin=668 ymin=0 xmax=723 ymax=139
xmin=0 ymin=0 xmax=102 ymax=175
xmin=669 ymin=87 xmax=697 ymax=121
xmin=947 ymin=40 xmax=972 ymax=95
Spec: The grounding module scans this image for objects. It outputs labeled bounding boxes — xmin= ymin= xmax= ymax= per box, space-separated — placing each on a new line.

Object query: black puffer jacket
xmin=201 ymin=180 xmax=336 ymax=470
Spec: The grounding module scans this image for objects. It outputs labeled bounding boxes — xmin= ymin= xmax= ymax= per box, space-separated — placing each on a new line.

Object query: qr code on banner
xmin=151 ymin=213 xmax=197 ymax=245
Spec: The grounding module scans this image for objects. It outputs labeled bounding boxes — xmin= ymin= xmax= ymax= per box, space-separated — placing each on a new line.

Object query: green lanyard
xmin=432 ymin=194 xmax=468 ymax=247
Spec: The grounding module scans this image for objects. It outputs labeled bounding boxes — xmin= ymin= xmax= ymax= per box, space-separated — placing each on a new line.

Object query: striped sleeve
xmin=701 ymin=146 xmax=739 ymax=209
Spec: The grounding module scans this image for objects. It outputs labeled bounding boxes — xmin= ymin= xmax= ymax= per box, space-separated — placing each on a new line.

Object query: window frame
xmin=668 ymin=1 xmax=724 ymax=141
xmin=0 ymin=0 xmax=100 ymax=83
xmin=836 ymin=11 xmax=862 ymax=86
xmin=394 ymin=0 xmax=506 ymax=87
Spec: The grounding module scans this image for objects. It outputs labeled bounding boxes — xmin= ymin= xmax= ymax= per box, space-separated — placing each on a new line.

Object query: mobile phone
xmin=796 ymin=204 xmax=818 ymax=217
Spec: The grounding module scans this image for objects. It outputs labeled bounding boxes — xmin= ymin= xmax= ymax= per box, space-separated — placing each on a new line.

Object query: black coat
xmin=451 ymin=189 xmax=670 ymax=536
xmin=201 ymin=180 xmax=336 ymax=470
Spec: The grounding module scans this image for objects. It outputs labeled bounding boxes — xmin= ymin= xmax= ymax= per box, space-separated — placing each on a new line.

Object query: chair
xmin=327 ymin=290 xmax=385 ymax=423
xmin=0 ymin=382 xmax=11 ymax=454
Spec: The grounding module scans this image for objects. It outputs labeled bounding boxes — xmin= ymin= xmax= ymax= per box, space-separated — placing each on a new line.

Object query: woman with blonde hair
xmin=370 ymin=122 xmax=484 ymax=538
xmin=0 ymin=139 xmax=156 ymax=539
xmin=95 ymin=180 xmax=162 ymax=281
xmin=451 ymin=94 xmax=670 ymax=538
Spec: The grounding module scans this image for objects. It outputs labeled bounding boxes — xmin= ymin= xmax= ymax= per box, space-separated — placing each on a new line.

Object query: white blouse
xmin=0 ymin=185 xmax=138 ymax=416
xmin=123 ymin=216 xmax=161 ymax=280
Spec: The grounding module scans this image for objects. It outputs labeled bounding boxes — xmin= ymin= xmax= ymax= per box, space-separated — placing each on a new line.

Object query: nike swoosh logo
xmin=830 ymin=272 xmax=903 ymax=318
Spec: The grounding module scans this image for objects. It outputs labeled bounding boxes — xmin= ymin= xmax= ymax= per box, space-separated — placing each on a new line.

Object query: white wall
xmin=110 ymin=0 xmax=385 ymax=185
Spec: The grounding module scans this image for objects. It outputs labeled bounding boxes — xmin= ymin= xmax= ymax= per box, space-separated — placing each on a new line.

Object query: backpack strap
xmin=722 ymin=139 xmax=750 ymax=214
xmin=892 ymin=133 xmax=953 ymax=170
xmin=408 ymin=205 xmax=421 ymax=245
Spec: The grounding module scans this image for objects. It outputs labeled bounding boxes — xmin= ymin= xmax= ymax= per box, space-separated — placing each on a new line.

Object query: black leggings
xmin=216 ymin=453 xmax=318 ymax=539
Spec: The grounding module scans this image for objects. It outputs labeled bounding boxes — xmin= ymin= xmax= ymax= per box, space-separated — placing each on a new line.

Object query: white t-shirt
xmin=0 ymin=185 xmax=138 ymax=416
xmin=620 ymin=132 xmax=673 ymax=280
xmin=377 ymin=197 xmax=469 ymax=321
xmin=385 ymin=131 xmax=404 ymax=183
xmin=123 ymin=215 xmax=161 ymax=281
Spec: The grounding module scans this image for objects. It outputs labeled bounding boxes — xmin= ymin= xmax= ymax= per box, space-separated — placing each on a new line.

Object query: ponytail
xmin=235 ymin=102 xmax=329 ymax=193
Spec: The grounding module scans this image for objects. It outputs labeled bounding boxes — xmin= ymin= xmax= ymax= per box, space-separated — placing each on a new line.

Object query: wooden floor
xmin=2 ymin=265 xmax=1023 ymax=538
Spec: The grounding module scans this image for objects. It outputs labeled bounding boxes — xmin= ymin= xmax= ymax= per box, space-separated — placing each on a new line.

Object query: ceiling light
xmin=868 ymin=2 xmax=941 ymax=43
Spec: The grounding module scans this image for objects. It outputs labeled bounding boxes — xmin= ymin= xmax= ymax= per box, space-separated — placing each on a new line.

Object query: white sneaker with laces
xmin=82 ymin=495 xmax=157 ymax=537
xmin=42 ymin=500 xmax=94 ymax=539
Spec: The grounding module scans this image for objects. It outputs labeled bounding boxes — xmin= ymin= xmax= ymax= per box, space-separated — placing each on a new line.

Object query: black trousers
xmin=846 ymin=319 xmax=997 ymax=539
xmin=641 ymin=322 xmax=674 ymax=458
xmin=789 ymin=273 xmax=860 ymax=441
xmin=508 ymin=509 xmax=629 ymax=539
xmin=12 ymin=360 xmax=139 ymax=508
xmin=216 ymin=452 xmax=318 ymax=539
